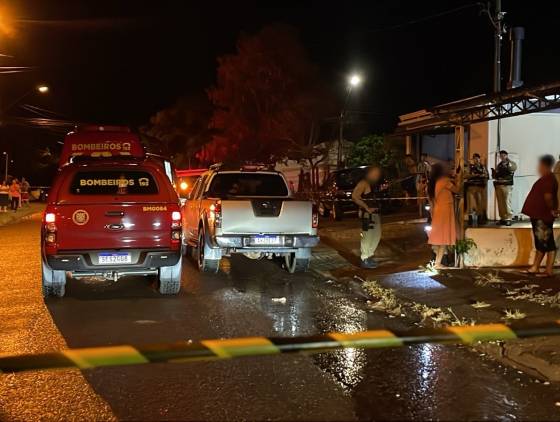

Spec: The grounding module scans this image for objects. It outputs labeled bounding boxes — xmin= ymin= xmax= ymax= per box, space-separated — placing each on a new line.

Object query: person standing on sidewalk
xmin=20 ymin=177 xmax=30 ymax=207
xmin=352 ymin=166 xmax=382 ymax=269
xmin=522 ymin=155 xmax=559 ymax=278
xmin=465 ymin=153 xmax=489 ymax=225
xmin=427 ymin=163 xmax=462 ymax=268
xmin=492 ymin=150 xmax=517 ymax=226
xmin=0 ymin=181 xmax=9 ymax=212
xmin=8 ymin=179 xmax=21 ymax=212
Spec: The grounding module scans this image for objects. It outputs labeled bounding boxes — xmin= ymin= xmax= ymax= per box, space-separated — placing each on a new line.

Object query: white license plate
xmin=251 ymin=236 xmax=282 ymax=245
xmin=98 ymin=252 xmax=132 ymax=265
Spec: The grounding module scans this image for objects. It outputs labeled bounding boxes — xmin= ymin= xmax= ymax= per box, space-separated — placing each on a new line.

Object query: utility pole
xmin=493 ymin=0 xmax=504 ymax=93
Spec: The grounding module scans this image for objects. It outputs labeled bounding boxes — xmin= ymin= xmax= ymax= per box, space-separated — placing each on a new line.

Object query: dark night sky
xmin=2 ymin=0 xmax=560 ymax=181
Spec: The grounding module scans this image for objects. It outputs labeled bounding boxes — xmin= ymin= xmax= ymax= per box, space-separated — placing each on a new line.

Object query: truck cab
xmin=41 ymin=126 xmax=182 ymax=297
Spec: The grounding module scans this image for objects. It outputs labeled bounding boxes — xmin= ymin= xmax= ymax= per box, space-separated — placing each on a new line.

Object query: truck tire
xmin=158 ymin=256 xmax=182 ymax=295
xmin=41 ymin=260 xmax=66 ymax=298
xmin=197 ymin=229 xmax=220 ymax=273
xmin=284 ymin=253 xmax=310 ymax=273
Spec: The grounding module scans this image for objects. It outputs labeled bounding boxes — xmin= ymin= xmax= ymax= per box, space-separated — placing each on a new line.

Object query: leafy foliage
xmin=346 ymin=134 xmax=396 ymax=168
xmin=142 ymin=95 xmax=212 ymax=168
xmin=450 ymin=238 xmax=477 ymax=256
xmin=205 ymin=24 xmax=334 ymax=164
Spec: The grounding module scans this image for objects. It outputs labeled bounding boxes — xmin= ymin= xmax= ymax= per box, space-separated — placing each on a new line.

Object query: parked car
xmin=317 ymin=166 xmax=399 ymax=220
xmin=175 ymin=168 xmax=207 ymax=202
xmin=41 ymin=126 xmax=183 ymax=297
xmin=181 ymin=164 xmax=319 ymax=273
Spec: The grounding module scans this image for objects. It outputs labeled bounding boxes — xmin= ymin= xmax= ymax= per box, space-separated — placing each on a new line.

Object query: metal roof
xmin=395 ymin=81 xmax=560 ymax=135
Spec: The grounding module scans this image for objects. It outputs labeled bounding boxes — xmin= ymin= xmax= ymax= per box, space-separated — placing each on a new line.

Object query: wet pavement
xmin=2 ymin=216 xmax=560 ymax=420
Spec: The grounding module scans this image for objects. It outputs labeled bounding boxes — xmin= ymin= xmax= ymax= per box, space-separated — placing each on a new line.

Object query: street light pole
xmin=337 ymin=74 xmax=361 ymax=169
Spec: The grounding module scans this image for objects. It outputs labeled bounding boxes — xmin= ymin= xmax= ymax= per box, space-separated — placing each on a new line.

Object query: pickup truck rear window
xmin=70 ymin=170 xmax=159 ymax=195
xmin=207 ymin=173 xmax=288 ymax=197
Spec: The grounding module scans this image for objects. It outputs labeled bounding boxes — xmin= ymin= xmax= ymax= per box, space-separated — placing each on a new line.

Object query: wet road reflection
xmin=3 ymin=219 xmax=560 ymax=420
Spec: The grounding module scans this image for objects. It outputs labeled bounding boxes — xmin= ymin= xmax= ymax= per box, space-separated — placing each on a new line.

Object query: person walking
xmin=465 ymin=153 xmax=489 ymax=225
xmin=522 ymin=155 xmax=559 ymax=278
xmin=352 ymin=166 xmax=382 ymax=269
xmin=0 ymin=181 xmax=9 ymax=212
xmin=427 ymin=163 xmax=462 ymax=268
xmin=9 ymin=179 xmax=21 ymax=212
xmin=492 ymin=150 xmax=517 ymax=226
xmin=20 ymin=177 xmax=30 ymax=207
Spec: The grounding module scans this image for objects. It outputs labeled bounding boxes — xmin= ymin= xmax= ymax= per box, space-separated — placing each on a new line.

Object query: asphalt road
xmin=2 ymin=215 xmax=560 ymax=421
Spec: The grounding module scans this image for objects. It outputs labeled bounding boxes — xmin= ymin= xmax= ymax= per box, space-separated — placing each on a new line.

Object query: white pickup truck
xmin=181 ymin=166 xmax=319 ymax=273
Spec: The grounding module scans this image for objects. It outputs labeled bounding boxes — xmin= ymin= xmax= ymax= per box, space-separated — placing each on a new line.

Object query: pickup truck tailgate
xmin=220 ymin=199 xmax=312 ymax=234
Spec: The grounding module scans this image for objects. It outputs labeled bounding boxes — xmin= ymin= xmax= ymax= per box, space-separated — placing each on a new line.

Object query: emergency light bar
xmin=59 ymin=126 xmax=145 ymax=167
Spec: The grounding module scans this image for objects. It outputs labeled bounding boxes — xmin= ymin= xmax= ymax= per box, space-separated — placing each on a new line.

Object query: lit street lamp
xmin=1 ymin=84 xmax=50 ymax=114
xmin=337 ymin=73 xmax=362 ymax=168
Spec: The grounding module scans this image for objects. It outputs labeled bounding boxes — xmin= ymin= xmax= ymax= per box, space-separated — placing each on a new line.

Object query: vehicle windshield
xmin=334 ymin=168 xmax=367 ymax=189
xmin=207 ymin=173 xmax=288 ymax=197
xmin=70 ymin=170 xmax=159 ymax=195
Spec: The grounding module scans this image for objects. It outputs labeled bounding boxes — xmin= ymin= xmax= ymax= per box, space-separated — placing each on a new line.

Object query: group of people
xmin=354 ymin=151 xmax=559 ymax=276
xmin=428 ymin=152 xmax=559 ymax=276
xmin=0 ymin=178 xmax=30 ymax=212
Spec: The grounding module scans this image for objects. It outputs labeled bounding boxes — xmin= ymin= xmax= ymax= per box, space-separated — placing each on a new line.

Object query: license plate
xmin=250 ymin=235 xmax=282 ymax=246
xmin=98 ymin=252 xmax=132 ymax=265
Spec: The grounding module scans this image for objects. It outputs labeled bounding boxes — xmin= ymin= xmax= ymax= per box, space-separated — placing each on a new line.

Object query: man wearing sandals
xmin=522 ymin=155 xmax=559 ymax=277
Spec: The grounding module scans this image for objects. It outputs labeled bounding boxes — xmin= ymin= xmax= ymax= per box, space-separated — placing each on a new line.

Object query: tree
xmin=206 ymin=24 xmax=334 ymax=164
xmin=347 ymin=134 xmax=397 ymax=169
xmin=142 ymin=95 xmax=212 ymax=168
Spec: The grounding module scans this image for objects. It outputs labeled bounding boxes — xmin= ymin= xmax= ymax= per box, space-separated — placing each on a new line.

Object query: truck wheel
xmin=197 ymin=230 xmax=220 ymax=273
xmin=284 ymin=253 xmax=310 ymax=273
xmin=41 ymin=260 xmax=66 ymax=298
xmin=158 ymin=256 xmax=182 ymax=295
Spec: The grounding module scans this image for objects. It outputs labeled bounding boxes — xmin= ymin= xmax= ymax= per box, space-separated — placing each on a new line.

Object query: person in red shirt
xmin=522 ymin=155 xmax=559 ymax=277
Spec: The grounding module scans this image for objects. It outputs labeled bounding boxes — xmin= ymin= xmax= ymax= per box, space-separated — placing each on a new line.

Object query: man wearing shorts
xmin=522 ymin=155 xmax=559 ymax=277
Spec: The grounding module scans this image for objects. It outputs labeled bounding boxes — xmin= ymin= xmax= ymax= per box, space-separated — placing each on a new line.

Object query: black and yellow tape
xmin=1 ymin=321 xmax=560 ymax=374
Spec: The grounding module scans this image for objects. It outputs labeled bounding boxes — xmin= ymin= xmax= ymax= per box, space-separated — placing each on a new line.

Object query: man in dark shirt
xmin=492 ymin=150 xmax=517 ymax=226
xmin=522 ymin=155 xmax=559 ymax=277
xmin=465 ymin=153 xmax=489 ymax=225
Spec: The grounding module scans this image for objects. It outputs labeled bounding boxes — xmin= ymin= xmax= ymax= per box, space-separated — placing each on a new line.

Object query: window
xmin=207 ymin=173 xmax=289 ymax=198
xmin=70 ymin=170 xmax=159 ymax=195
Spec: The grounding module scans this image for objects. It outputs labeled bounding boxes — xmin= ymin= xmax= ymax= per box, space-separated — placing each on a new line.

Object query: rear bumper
xmin=45 ymin=249 xmax=180 ymax=272
xmin=214 ymin=234 xmax=319 ymax=249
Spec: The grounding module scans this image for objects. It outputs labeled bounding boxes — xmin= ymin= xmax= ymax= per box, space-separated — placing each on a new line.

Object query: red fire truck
xmin=41 ymin=126 xmax=182 ymax=297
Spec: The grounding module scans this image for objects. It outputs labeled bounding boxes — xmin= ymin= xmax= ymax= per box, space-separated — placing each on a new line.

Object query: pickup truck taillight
xmin=209 ymin=201 xmax=222 ymax=228
xmin=44 ymin=212 xmax=57 ymax=245
xmin=171 ymin=210 xmax=182 ymax=243
xmin=312 ymin=205 xmax=319 ymax=229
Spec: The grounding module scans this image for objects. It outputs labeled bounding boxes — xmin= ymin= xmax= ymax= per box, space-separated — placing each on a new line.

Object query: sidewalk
xmin=0 ymin=203 xmax=45 ymax=227
xmin=310 ymin=213 xmax=560 ymax=382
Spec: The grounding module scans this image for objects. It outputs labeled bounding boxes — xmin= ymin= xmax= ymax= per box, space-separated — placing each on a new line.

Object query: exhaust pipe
xmin=507 ymin=27 xmax=525 ymax=89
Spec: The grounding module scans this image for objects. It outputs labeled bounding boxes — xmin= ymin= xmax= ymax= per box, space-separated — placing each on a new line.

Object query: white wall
xmin=486 ymin=113 xmax=560 ymax=220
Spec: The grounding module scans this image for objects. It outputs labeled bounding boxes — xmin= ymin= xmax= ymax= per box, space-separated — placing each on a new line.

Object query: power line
xmin=368 ymin=2 xmax=483 ymax=33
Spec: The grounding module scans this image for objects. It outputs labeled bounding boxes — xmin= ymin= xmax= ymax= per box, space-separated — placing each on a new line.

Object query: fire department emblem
xmin=72 ymin=209 xmax=89 ymax=226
